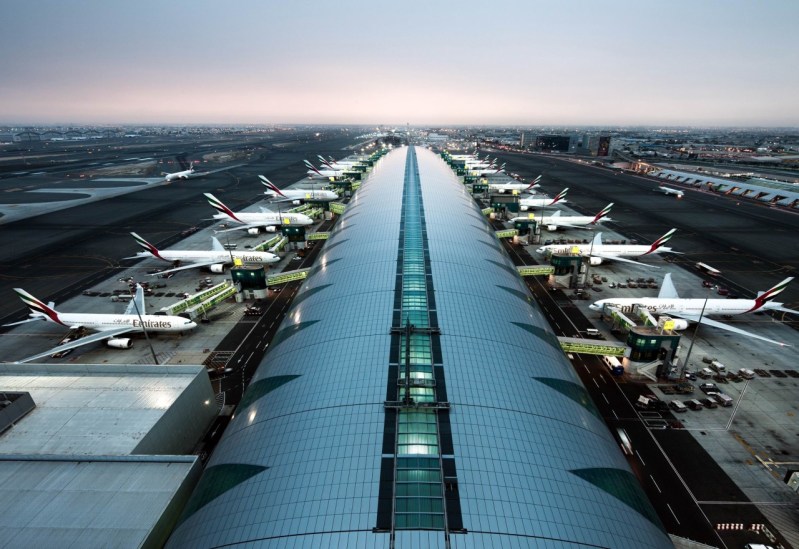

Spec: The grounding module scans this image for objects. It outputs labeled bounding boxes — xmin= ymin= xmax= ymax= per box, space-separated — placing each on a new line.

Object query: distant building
xmin=535 ymin=134 xmax=571 ymax=151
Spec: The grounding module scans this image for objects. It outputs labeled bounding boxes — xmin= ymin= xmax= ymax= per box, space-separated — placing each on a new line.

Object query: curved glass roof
xmin=168 ymin=147 xmax=671 ymax=548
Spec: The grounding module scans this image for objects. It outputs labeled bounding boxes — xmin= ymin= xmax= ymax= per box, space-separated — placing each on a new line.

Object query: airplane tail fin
xmin=749 ymin=277 xmax=794 ymax=312
xmin=11 ymin=288 xmax=64 ymax=326
xmin=204 ymin=193 xmax=242 ymax=223
xmin=130 ymin=232 xmax=167 ymax=261
xmin=495 ymin=162 xmax=506 ymax=173
xmin=259 ymin=175 xmax=286 ymax=197
xmin=304 ymin=160 xmax=323 ymax=176
xmin=526 ymin=175 xmax=542 ymax=191
xmin=318 ymin=155 xmax=334 ymax=169
xmin=643 ymin=228 xmax=677 ymax=255
xmin=590 ymin=203 xmax=614 ymax=224
xmin=549 ymin=188 xmax=568 ymax=205
xmin=658 ymin=273 xmax=680 ymax=299
xmin=125 ymin=284 xmax=146 ymax=316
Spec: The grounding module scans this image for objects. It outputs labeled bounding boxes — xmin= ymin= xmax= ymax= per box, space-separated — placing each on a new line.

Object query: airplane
xmin=304 ymin=160 xmax=348 ymax=180
xmin=164 ymin=162 xmax=195 ymax=181
xmin=488 ymin=174 xmax=542 ymax=194
xmin=658 ymin=185 xmax=684 ymax=198
xmin=519 ymin=188 xmax=569 ymax=210
xmin=4 ymin=285 xmax=197 ymax=363
xmin=470 ymin=163 xmax=505 ymax=175
xmin=536 ymin=228 xmax=676 ymax=265
xmin=125 ymin=232 xmax=280 ymax=275
xmin=317 ymin=156 xmax=364 ymax=170
xmin=260 ymin=176 xmax=338 ymax=204
xmin=589 ymin=273 xmax=797 ymax=346
xmin=204 ymin=193 xmax=313 ymax=235
xmin=512 ymin=203 xmax=613 ymax=231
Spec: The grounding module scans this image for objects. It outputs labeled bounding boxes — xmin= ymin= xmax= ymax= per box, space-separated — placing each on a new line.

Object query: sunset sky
xmin=1 ymin=0 xmax=797 ymax=126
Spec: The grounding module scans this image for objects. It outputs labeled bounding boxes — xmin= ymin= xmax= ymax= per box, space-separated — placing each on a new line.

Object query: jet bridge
xmin=557 ymin=337 xmax=626 ymax=357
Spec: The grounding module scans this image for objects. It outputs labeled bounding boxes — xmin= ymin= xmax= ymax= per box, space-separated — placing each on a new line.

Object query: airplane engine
xmin=106 ymin=338 xmax=132 ymax=349
xmin=264 ymin=226 xmax=277 ymax=233
xmin=547 ymin=225 xmax=559 ymax=231
xmin=292 ymin=199 xmax=301 ymax=205
xmin=209 ymin=264 xmax=225 ymax=274
xmin=589 ymin=257 xmax=604 ymax=266
xmin=520 ymin=205 xmax=529 ymax=211
xmin=247 ymin=228 xmax=262 ymax=235
xmin=668 ymin=319 xmax=690 ymax=331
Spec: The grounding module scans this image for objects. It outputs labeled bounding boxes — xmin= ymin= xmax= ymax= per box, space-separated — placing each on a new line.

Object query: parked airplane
xmin=658 ymin=185 xmax=684 ymax=198
xmin=513 ymin=203 xmax=613 ymax=231
xmin=304 ymin=160 xmax=347 ymax=180
xmin=125 ymin=232 xmax=279 ymax=275
xmin=317 ymin=156 xmax=364 ymax=170
xmin=204 ymin=193 xmax=313 ymax=235
xmin=471 ymin=163 xmax=505 ymax=175
xmin=519 ymin=188 xmax=569 ymax=210
xmin=536 ymin=228 xmax=677 ymax=265
xmin=589 ymin=274 xmax=797 ymax=346
xmin=488 ymin=175 xmax=542 ymax=194
xmin=4 ymin=285 xmax=197 ymax=363
xmin=260 ymin=176 xmax=338 ymax=204
xmin=164 ymin=162 xmax=195 ymax=181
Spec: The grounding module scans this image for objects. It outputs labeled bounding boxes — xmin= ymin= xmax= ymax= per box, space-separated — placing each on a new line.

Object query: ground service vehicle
xmin=603 ymin=355 xmax=624 ymax=376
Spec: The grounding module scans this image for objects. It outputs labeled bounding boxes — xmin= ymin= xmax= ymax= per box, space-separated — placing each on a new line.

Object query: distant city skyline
xmin=2 ymin=0 xmax=797 ymax=127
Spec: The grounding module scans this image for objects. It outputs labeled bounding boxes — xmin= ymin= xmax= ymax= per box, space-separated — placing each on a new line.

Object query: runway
xmin=0 ymin=132 xmax=360 ymax=322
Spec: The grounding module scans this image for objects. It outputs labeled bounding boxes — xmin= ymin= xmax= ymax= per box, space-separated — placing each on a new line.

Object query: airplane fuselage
xmin=489 ymin=183 xmax=537 ymax=193
xmin=590 ymin=297 xmax=763 ymax=317
xmin=51 ymin=313 xmax=196 ymax=333
xmin=519 ymin=198 xmax=569 ymax=209
xmin=537 ymin=243 xmax=670 ymax=257
xmin=165 ymin=169 xmax=194 ymax=181
xmin=265 ymin=189 xmax=338 ymax=202
xmin=140 ymin=250 xmax=279 ymax=265
xmin=213 ymin=211 xmax=312 ymax=227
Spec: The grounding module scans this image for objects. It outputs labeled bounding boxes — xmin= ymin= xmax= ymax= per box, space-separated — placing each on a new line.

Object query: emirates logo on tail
xmin=14 ymin=288 xmax=64 ymax=326
xmin=549 ymin=188 xmax=568 ymax=205
xmin=643 ymin=228 xmax=677 ymax=255
xmin=131 ymin=232 xmax=166 ymax=261
xmin=590 ymin=203 xmax=614 ymax=224
xmin=746 ymin=277 xmax=793 ymax=312
xmin=204 ymin=193 xmax=243 ymax=223
xmin=259 ymin=175 xmax=287 ymax=198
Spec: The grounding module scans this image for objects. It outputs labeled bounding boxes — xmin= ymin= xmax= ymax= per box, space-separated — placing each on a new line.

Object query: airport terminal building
xmin=168 ymin=147 xmax=672 ymax=547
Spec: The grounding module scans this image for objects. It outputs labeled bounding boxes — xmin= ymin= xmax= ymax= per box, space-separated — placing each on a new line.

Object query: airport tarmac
xmin=489 ymin=150 xmax=799 ymax=310
xmin=0 ymin=132 xmax=360 ymax=323
xmin=499 ymin=202 xmax=799 ymax=547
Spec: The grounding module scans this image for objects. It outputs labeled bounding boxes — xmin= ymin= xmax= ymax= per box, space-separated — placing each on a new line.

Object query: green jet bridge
xmin=160 ymin=281 xmax=237 ymax=320
xmin=557 ymin=337 xmax=627 ymax=357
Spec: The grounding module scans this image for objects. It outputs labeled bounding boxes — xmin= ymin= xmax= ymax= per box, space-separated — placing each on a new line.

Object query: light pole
xmin=678 ymin=288 xmax=710 ymax=380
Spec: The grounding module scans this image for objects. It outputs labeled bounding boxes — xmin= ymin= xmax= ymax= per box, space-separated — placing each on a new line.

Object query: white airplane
xmin=204 ymin=193 xmax=313 ymax=235
xmin=519 ymin=188 xmax=568 ymax=210
xmin=4 ymin=285 xmax=197 ymax=363
xmin=164 ymin=162 xmax=195 ymax=181
xmin=536 ymin=228 xmax=677 ymax=266
xmin=513 ymin=203 xmax=613 ymax=231
xmin=125 ymin=232 xmax=279 ymax=275
xmin=471 ymin=163 xmax=505 ymax=175
xmin=304 ymin=160 xmax=347 ymax=180
xmin=658 ymin=185 xmax=684 ymax=198
xmin=317 ymin=156 xmax=364 ymax=170
xmin=489 ymin=174 xmax=542 ymax=194
xmin=260 ymin=176 xmax=338 ymax=204
xmin=589 ymin=273 xmax=797 ymax=346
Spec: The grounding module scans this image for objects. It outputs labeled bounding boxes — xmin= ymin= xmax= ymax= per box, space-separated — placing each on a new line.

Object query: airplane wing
xmin=15 ymin=326 xmax=135 ymax=363
xmin=590 ymin=252 xmax=661 ymax=268
xmin=549 ymin=222 xmax=597 ymax=230
xmin=214 ymin=223 xmax=273 ymax=235
xmin=670 ymin=312 xmax=790 ymax=346
xmin=125 ymin=285 xmax=146 ymax=315
xmin=146 ymin=259 xmax=228 ymax=276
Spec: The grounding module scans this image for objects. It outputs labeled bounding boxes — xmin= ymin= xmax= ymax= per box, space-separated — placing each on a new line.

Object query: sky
xmin=1 ymin=0 xmax=797 ymax=127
